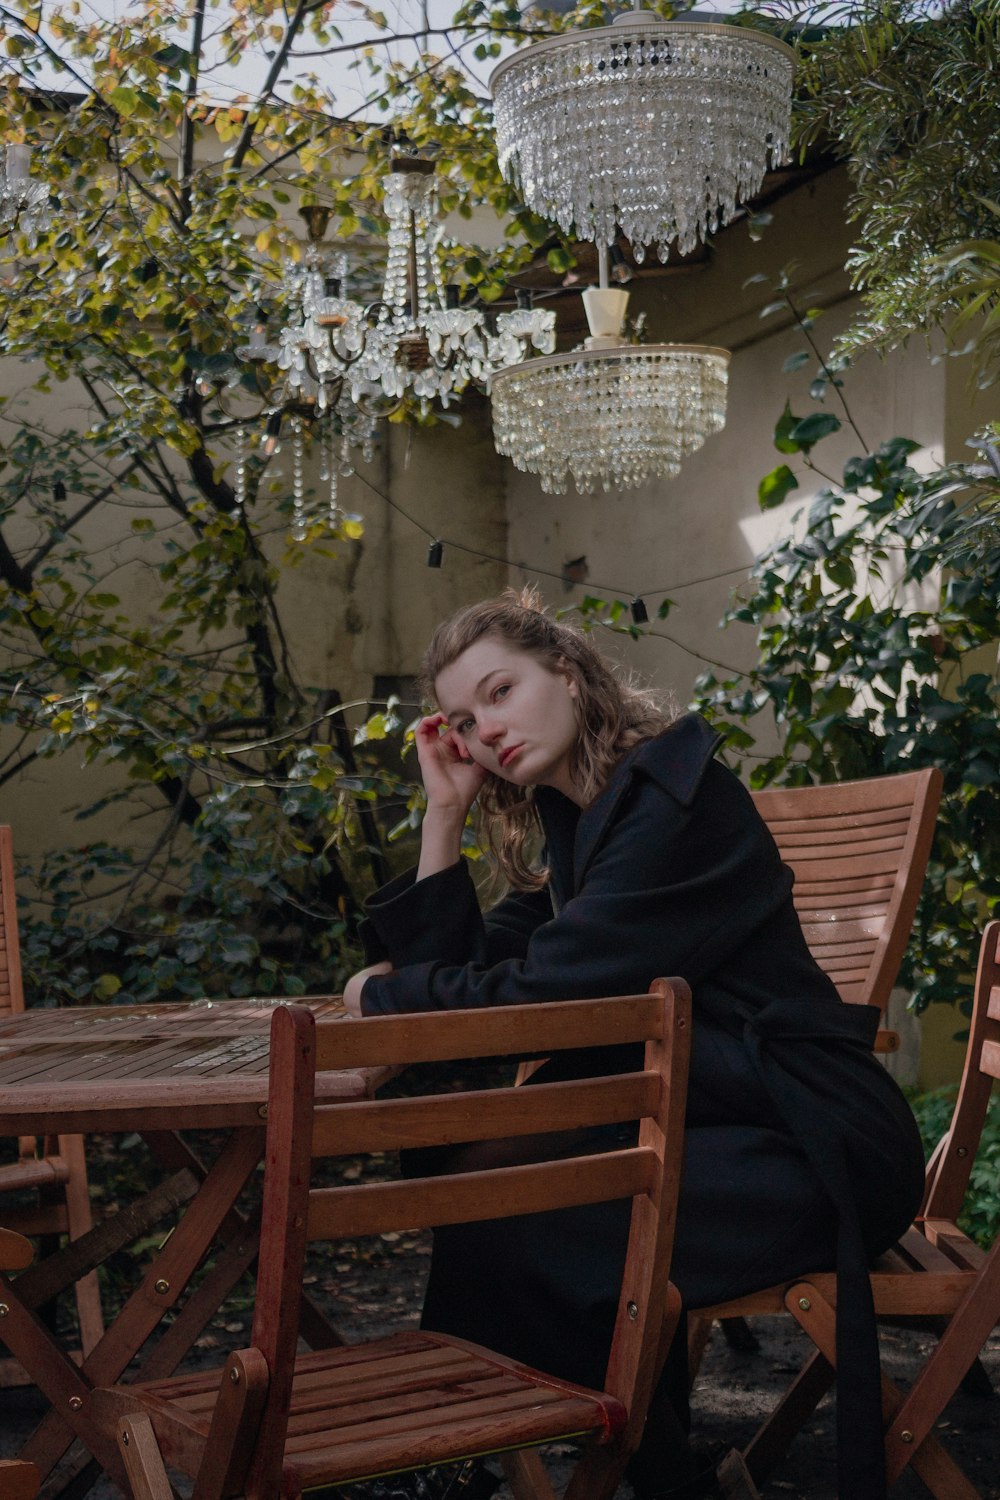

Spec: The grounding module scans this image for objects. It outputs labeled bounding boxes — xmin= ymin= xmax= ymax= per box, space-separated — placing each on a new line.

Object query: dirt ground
xmin=4 ymin=1228 xmax=999 ymax=1500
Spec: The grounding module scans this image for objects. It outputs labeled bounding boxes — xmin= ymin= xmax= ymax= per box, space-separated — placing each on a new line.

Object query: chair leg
xmin=787 ymin=1282 xmax=982 ymax=1500
xmin=191 ymin=1349 xmax=269 ymax=1500
xmin=741 ymin=1347 xmax=834 ymax=1485
xmin=58 ymin=1133 xmax=104 ymax=1356
xmin=884 ymin=1248 xmax=1000 ymax=1488
xmin=117 ymin=1413 xmax=176 ymax=1500
xmin=499 ymin=1451 xmax=559 ymax=1500
xmin=686 ymin=1313 xmax=713 ymax=1386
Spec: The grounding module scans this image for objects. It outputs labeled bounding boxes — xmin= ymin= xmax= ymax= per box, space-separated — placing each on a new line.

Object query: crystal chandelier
xmin=490 ymin=248 xmax=728 ymax=494
xmin=234 ymin=161 xmax=557 ymax=538
xmin=355 ymin=159 xmax=556 ymax=408
xmin=490 ymin=7 xmax=795 ymax=261
xmin=0 ymin=144 xmax=51 ymax=238
xmin=235 ymin=240 xmax=381 ymax=541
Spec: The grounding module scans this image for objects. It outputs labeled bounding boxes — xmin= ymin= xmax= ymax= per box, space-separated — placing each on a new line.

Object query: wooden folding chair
xmin=91 ymin=979 xmax=692 ymax=1500
xmin=689 ymin=767 xmax=943 ymax=1366
xmin=751 ymin=765 xmax=943 ymax=1044
xmin=0 ymin=825 xmax=104 ymax=1360
xmin=0 ymin=1226 xmax=41 ymax=1498
xmin=701 ymin=919 xmax=1000 ymax=1497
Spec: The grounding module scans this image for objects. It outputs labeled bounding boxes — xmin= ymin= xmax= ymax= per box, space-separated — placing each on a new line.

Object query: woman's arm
xmin=413 ymin=713 xmax=487 ymax=881
xmin=360 ymin=766 xmax=793 ymax=1016
xmin=344 ymin=959 xmax=392 ymax=1017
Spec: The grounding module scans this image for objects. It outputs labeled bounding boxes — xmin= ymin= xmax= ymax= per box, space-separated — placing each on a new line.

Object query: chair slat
xmin=314 ymin=993 xmax=664 ymax=1071
xmin=306 ymin=1149 xmax=657 ymax=1240
xmin=311 ymin=1073 xmax=658 ymax=1158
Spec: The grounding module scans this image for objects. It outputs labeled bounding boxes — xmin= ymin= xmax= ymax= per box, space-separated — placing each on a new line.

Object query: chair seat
xmin=135 ymin=1331 xmax=628 ymax=1487
xmin=697 ymin=1228 xmax=981 ymax=1324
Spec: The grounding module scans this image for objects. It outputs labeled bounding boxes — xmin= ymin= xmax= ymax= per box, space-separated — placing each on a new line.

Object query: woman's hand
xmin=414 ymin=712 xmax=488 ymax=817
xmin=344 ymin=959 xmax=393 ymax=1017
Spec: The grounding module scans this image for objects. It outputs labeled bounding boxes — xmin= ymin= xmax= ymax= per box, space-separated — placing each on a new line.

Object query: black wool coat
xmin=360 ymin=714 xmax=925 ymax=1500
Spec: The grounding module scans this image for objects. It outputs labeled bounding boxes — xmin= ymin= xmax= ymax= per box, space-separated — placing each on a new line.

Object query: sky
xmin=12 ymin=0 xmax=781 ymax=120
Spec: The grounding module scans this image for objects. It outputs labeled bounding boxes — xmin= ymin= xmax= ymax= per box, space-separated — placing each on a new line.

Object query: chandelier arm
xmin=213 ymin=382 xmax=268 ymax=424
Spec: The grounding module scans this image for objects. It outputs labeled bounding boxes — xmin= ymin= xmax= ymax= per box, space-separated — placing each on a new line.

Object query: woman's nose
xmin=479 ymin=714 xmax=503 ymax=745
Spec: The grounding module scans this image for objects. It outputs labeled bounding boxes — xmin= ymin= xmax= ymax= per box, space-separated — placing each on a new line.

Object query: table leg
xmin=14 ymin=1129 xmax=263 ymax=1490
xmin=143 ymin=1129 xmax=346 ymax=1354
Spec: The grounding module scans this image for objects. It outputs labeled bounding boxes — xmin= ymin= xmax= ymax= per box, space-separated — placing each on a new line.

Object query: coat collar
xmin=536 ymin=713 xmax=723 ymax=895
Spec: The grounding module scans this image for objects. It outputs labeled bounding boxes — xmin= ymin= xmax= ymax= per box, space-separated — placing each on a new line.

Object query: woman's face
xmin=434 ymin=636 xmax=582 ymax=803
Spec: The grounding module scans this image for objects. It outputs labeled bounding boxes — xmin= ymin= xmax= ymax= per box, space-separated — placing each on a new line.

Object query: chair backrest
xmin=247 ymin=983 xmax=692 ymax=1498
xmin=0 ymin=825 xmax=25 ymax=1022
xmin=922 ymin=920 xmax=1000 ymax=1222
xmin=752 ymin=767 xmax=942 ymax=1011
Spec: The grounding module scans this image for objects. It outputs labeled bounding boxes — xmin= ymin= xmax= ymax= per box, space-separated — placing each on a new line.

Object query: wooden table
xmin=0 ymin=996 xmax=385 ymax=1500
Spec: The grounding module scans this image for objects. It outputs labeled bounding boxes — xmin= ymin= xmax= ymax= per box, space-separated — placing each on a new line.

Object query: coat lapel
xmin=572 ymin=714 xmax=723 ymax=892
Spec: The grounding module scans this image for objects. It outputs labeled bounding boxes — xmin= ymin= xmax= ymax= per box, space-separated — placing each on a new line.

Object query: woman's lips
xmin=499 ymin=744 xmax=523 ymax=769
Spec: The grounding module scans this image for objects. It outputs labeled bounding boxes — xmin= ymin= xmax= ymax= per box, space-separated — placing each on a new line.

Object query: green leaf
xmin=782 ymin=351 xmax=810 ymax=373
xmin=758 ymin=463 xmax=799 ymax=510
xmin=789 ymin=413 xmax=842 ymax=452
xmin=773 ymin=402 xmax=802 ymax=454
xmin=109 ymin=86 xmax=139 ymax=118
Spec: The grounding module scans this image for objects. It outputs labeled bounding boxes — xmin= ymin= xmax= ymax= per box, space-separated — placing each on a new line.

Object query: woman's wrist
xmin=417 ymin=806 xmax=466 ymax=881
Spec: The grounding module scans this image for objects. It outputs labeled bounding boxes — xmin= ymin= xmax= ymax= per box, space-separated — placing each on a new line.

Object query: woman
xmin=344 ymin=592 xmax=925 ymax=1500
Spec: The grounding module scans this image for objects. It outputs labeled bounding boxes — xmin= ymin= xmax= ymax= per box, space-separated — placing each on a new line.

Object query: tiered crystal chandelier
xmin=487 ymin=6 xmax=794 ymax=493
xmin=0 ymin=144 xmax=51 ymax=238
xmin=491 ymin=247 xmax=728 ymax=494
xmin=490 ymin=6 xmax=795 ymax=262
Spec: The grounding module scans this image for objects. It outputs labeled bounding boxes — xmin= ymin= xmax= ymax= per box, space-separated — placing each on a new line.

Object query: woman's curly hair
xmin=421 ymin=588 xmax=676 ymax=890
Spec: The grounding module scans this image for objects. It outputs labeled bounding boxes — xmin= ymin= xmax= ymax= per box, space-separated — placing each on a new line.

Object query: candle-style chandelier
xmin=490 ymin=7 xmax=795 ymax=262
xmin=490 ymin=246 xmax=728 ymax=494
xmin=235 ymin=158 xmax=556 ymax=536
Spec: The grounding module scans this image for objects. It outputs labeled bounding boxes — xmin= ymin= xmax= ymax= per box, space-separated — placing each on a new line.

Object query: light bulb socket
xmin=263 ymin=411 xmax=282 ymax=457
xmin=610 ymin=246 xmax=635 ymax=285
xmin=53 ymin=480 xmax=67 ymax=502
xmin=582 ymin=286 xmax=629 ymax=341
xmin=426 ymin=540 xmax=444 ymax=568
xmin=630 ymin=597 xmax=649 ymax=625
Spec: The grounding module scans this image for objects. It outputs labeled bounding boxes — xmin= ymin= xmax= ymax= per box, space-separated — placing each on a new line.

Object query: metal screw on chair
xmin=0 ymin=1303 xmax=9 ymax=1317
xmin=230 ymin=1367 xmax=241 ymax=1384
xmin=627 ymin=1301 xmax=638 ymax=1320
xmin=900 ymin=1431 xmax=914 ymax=1443
xmin=154 ymin=1278 xmax=170 ymax=1295
xmin=956 ymin=1147 xmax=968 ymax=1157
xmin=69 ymin=1396 xmax=83 ymax=1410
xmin=798 ymin=1297 xmax=811 ymax=1311
xmin=258 ymin=1103 xmax=269 ymax=1119
xmin=122 ymin=1430 xmax=130 ymax=1447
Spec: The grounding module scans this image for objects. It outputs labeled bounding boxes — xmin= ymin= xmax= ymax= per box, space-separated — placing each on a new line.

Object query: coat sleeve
xmin=362 ymin=860 xmax=555 ymax=968
xmin=361 ymin=765 xmax=794 ymax=1015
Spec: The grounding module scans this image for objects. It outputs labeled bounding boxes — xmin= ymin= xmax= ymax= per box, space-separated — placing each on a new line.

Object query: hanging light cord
xmin=352 ymin=471 xmax=751 ymax=666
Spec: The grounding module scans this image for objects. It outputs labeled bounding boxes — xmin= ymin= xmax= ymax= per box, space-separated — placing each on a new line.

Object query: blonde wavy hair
xmin=421 ymin=588 xmax=675 ymax=890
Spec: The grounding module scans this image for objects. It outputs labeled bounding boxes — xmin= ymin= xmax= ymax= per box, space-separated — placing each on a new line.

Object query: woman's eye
xmin=492 ymin=683 xmax=510 ymax=703
xmin=456 ymin=719 xmax=474 ymax=736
